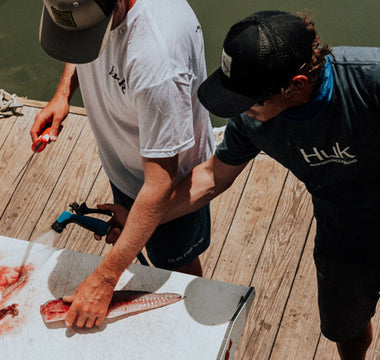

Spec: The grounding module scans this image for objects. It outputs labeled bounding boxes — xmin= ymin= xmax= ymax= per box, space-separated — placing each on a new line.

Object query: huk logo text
xmin=299 ymin=142 xmax=357 ymax=167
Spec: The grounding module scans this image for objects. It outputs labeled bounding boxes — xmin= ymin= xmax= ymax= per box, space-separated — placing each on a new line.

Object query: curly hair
xmin=281 ymin=13 xmax=332 ymax=100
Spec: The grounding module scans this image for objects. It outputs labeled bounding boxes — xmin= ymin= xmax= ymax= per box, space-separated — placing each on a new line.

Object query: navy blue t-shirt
xmin=216 ymin=47 xmax=380 ymax=263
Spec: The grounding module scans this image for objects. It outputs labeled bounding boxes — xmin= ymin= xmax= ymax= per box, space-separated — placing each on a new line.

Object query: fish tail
xmin=107 ymin=292 xmax=182 ymax=318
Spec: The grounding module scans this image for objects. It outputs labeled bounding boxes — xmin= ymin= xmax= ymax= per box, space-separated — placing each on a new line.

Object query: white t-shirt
xmin=76 ymin=0 xmax=214 ymax=198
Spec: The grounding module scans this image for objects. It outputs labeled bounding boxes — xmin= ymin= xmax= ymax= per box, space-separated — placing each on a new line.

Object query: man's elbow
xmin=212 ymin=177 xmax=234 ymax=197
xmin=197 ymin=170 xmax=231 ymax=202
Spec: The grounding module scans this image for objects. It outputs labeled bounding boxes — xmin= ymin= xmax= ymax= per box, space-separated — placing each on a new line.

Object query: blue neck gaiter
xmin=282 ymin=56 xmax=334 ymax=122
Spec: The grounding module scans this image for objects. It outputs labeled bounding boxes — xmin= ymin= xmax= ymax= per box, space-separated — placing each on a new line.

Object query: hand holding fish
xmin=41 ymin=291 xmax=183 ymax=323
xmin=63 ymin=269 xmax=115 ymax=328
xmin=94 ymin=204 xmax=130 ymax=244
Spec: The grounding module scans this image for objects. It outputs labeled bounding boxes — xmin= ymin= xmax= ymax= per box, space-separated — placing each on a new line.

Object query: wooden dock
xmin=1 ymin=100 xmax=380 ymax=359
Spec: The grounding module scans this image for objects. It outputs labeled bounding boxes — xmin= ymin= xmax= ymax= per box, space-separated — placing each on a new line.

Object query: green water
xmin=1 ymin=0 xmax=379 ymax=126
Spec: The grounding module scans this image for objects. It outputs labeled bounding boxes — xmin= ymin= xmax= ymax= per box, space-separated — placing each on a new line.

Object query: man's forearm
xmin=162 ymin=162 xmax=218 ymax=223
xmin=162 ymin=155 xmax=248 ymax=223
xmin=96 ymin=181 xmax=174 ymax=284
xmin=55 ymin=63 xmax=79 ymax=101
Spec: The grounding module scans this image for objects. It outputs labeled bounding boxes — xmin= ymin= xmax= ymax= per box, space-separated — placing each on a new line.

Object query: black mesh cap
xmin=198 ymin=11 xmax=313 ymax=118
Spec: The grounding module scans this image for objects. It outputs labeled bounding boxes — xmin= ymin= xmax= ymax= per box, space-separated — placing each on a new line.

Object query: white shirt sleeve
xmin=134 ymin=73 xmax=195 ymax=158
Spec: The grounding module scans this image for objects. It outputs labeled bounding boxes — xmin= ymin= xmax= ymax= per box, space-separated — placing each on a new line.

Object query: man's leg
xmin=337 ymin=321 xmax=373 ymax=360
xmin=314 ymin=248 xmax=379 ymax=360
xmin=110 ymin=182 xmax=210 ymax=276
xmin=175 ymin=256 xmax=203 ymax=276
xmin=145 ymin=203 xmax=210 ymax=276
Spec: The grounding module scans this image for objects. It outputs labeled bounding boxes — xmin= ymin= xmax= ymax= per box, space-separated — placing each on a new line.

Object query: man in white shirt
xmin=31 ymin=0 xmax=214 ymax=328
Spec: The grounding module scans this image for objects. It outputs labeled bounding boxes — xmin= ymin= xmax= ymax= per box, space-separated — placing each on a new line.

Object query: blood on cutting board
xmin=0 ymin=264 xmax=33 ymax=332
xmin=0 ymin=265 xmax=25 ymax=287
xmin=0 ymin=304 xmax=19 ymax=321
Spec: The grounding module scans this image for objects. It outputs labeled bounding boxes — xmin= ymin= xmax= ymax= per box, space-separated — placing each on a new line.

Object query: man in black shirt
xmin=103 ymin=11 xmax=380 ymax=359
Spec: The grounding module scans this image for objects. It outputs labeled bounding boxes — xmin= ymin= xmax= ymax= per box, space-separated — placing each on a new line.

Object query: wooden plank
xmin=29 ymin=120 xmax=102 ymax=248
xmin=0 ymin=111 xmax=86 ymax=240
xmin=64 ymin=167 xmax=114 ymax=256
xmin=234 ymin=172 xmax=314 ymax=360
xmin=210 ymin=154 xmax=289 ymax=286
xmin=314 ymin=336 xmax=339 ymax=360
xmin=0 ymin=107 xmax=38 ymax=215
xmin=201 ymin=160 xmax=253 ymax=279
xmin=269 ymin=220 xmax=320 ymax=360
xmin=0 ymin=113 xmax=17 ymax=149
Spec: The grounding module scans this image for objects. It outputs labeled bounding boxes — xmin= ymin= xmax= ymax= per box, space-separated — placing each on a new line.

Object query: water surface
xmin=1 ymin=0 xmax=379 ymax=125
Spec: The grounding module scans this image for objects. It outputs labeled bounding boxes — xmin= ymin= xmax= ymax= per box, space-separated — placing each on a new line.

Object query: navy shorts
xmin=314 ymin=248 xmax=380 ymax=342
xmin=111 ymin=183 xmax=211 ymax=270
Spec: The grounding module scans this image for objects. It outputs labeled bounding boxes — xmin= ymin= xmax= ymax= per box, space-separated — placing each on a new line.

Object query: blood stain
xmin=0 ymin=264 xmax=33 ymax=333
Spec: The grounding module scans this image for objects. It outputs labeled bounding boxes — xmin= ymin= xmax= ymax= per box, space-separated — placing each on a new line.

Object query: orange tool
xmin=31 ymin=127 xmax=52 ymax=153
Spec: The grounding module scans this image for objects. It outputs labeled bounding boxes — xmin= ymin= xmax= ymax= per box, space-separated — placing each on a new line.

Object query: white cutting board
xmin=0 ymin=235 xmax=254 ymax=360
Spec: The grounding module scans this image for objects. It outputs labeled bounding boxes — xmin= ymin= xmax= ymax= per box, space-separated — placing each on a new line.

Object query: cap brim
xmin=39 ymin=6 xmax=112 ymax=64
xmin=198 ymin=68 xmax=259 ymax=118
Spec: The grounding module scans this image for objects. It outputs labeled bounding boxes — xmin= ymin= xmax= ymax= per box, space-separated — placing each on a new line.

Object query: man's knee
xmin=337 ymin=321 xmax=373 ymax=360
xmin=175 ymin=257 xmax=203 ymax=277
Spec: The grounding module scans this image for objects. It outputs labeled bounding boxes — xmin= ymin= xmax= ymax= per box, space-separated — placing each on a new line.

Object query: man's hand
xmin=30 ymin=96 xmax=69 ymax=143
xmin=63 ymin=269 xmax=115 ymax=328
xmin=30 ymin=63 xmax=78 ymax=143
xmin=94 ymin=204 xmax=130 ymax=244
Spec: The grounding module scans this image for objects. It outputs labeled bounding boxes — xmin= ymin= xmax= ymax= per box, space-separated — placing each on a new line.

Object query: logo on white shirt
xmin=109 ymin=66 xmax=126 ymax=94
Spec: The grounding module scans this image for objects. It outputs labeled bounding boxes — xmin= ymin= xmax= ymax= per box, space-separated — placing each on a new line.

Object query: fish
xmin=40 ymin=290 xmax=183 ymax=323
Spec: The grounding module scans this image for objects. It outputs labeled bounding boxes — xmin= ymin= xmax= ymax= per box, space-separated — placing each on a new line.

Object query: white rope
xmin=0 ymin=89 xmax=23 ymax=118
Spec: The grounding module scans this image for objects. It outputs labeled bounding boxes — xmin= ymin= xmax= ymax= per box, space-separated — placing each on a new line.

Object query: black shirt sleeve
xmin=215 ymin=115 xmax=260 ymax=165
